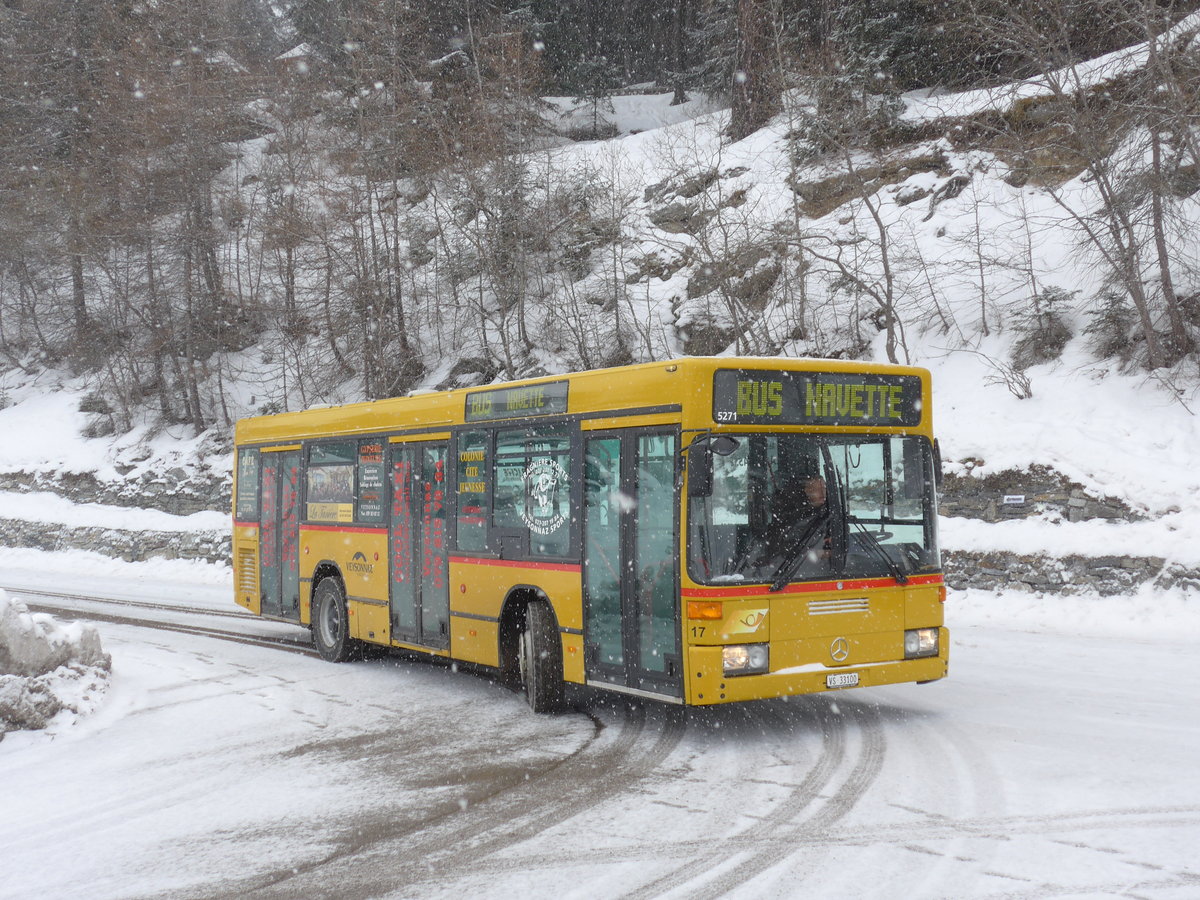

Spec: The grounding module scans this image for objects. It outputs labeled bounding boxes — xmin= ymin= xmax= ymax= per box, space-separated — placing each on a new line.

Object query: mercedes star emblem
xmin=830 ymin=637 xmax=850 ymax=662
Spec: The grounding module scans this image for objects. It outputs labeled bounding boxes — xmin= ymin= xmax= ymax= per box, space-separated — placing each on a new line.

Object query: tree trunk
xmin=670 ymin=0 xmax=691 ymax=105
xmin=69 ymin=210 xmax=89 ymax=340
xmin=729 ymin=0 xmax=779 ymax=141
xmin=1149 ymin=128 xmax=1190 ymax=357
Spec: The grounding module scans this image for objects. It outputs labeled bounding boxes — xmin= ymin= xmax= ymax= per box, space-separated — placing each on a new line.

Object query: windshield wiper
xmin=768 ymin=506 xmax=832 ymax=592
xmin=850 ymin=519 xmax=909 ymax=584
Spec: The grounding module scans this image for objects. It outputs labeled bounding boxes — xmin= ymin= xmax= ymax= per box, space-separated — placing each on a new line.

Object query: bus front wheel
xmin=312 ymin=578 xmax=355 ymax=662
xmin=519 ymin=601 xmax=564 ymax=713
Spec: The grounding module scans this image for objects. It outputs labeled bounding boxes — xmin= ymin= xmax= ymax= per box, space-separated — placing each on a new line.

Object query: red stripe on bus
xmin=449 ymin=556 xmax=582 ymax=573
xmin=681 ymin=573 xmax=944 ymax=597
xmin=300 ymin=524 xmax=389 ymax=535
xmin=232 ymin=520 xmax=258 ymax=529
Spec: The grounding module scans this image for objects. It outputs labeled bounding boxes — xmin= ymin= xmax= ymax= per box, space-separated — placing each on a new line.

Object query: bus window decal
xmin=522 ymin=458 xmax=569 ymax=535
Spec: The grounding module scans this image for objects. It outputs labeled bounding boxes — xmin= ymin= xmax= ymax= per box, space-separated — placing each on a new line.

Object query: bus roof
xmin=234 ymin=356 xmax=933 ymax=446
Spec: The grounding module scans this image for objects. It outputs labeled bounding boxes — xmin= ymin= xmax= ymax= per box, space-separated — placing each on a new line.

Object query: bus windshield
xmin=687 ymin=434 xmax=939 ymax=586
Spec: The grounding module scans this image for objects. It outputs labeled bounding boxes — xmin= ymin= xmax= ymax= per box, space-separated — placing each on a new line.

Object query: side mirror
xmin=684 ymin=433 xmax=739 ymax=498
xmin=688 ymin=444 xmax=714 ymax=497
xmin=710 ymin=434 xmax=739 ymax=457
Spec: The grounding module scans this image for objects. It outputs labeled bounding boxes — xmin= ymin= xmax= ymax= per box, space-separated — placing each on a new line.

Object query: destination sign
xmin=465 ymin=381 xmax=569 ymax=422
xmin=712 ymin=369 xmax=922 ymax=427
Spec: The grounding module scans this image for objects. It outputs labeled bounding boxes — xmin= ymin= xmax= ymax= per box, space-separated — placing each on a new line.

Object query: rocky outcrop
xmin=940 ymin=465 xmax=1142 ymax=523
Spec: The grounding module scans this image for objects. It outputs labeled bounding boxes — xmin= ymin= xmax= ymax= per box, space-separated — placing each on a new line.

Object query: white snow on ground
xmin=0 ymin=560 xmax=1195 ymax=899
xmin=932 ymin=342 xmax=1200 ymax=519
xmin=0 ymin=366 xmax=228 ymax=482
xmin=942 ymin=513 xmax=1200 ymax=564
xmin=0 ymin=547 xmax=231 ymax=606
xmin=0 ymin=590 xmax=111 ymax=675
xmin=546 ymin=90 xmax=723 ymax=136
xmin=0 ymin=590 xmax=112 ymax=739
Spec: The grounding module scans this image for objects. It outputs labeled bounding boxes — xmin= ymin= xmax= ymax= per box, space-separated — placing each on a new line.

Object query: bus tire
xmin=519 ymin=600 xmax=564 ymax=713
xmin=312 ymin=577 xmax=355 ymax=663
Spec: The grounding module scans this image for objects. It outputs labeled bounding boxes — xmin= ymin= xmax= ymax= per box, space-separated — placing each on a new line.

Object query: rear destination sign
xmin=466 ymin=381 xmax=569 ymax=422
xmin=713 ymin=369 xmax=922 ymax=427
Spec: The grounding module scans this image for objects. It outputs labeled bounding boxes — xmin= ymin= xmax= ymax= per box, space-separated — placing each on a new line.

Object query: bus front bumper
xmin=685 ymin=638 xmax=949 ymax=705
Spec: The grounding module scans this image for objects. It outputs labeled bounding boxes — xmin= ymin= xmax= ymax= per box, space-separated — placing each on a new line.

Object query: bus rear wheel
xmin=519 ymin=600 xmax=564 ymax=713
xmin=312 ymin=578 xmax=356 ymax=662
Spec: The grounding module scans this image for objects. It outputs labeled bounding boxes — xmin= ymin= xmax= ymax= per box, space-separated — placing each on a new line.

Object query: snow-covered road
xmin=2 ymin=572 xmax=1198 ymax=900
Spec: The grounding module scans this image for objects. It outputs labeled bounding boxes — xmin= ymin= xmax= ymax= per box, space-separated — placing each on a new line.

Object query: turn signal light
xmin=687 ymin=600 xmax=724 ymax=620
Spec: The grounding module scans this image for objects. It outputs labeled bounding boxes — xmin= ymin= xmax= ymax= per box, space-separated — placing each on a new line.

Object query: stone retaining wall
xmin=0 ymin=519 xmax=229 ymax=566
xmin=944 ymin=550 xmax=1200 ymax=595
xmin=0 ymin=469 xmax=230 ymax=517
xmin=1 ymin=464 xmax=1138 ymax=524
xmin=4 ymin=516 xmax=1197 ymax=595
xmin=2 ymin=464 xmax=1195 ymax=594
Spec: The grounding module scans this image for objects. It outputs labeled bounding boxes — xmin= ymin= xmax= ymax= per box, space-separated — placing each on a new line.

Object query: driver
xmin=763 ymin=463 xmax=831 ymax=566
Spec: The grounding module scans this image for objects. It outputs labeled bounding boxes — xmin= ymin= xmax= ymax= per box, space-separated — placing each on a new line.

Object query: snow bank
xmin=0 ymin=590 xmax=111 ymax=740
xmin=953 ymin=583 xmax=1200 ymax=641
xmin=941 ymin=510 xmax=1200 ymax=566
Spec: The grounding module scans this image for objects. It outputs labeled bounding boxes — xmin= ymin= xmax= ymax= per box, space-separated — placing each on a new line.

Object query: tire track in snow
xmin=238 ymin=699 xmax=687 ymax=899
xmin=618 ymin=697 xmax=869 ymax=900
xmin=0 ymin=584 xmax=254 ymax=620
xmin=456 ymin=802 xmax=1200 ymax=881
xmin=24 ymin=602 xmax=316 ymax=656
xmin=18 ymin=589 xmax=656 ymax=900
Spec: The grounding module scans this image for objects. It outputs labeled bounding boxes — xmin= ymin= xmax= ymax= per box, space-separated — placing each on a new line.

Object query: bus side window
xmin=493 ymin=426 xmax=573 ymax=559
xmin=356 ymin=440 xmax=386 ymax=523
xmin=456 ymin=431 xmax=490 ymax=552
xmin=306 ymin=442 xmax=356 ymax=523
xmin=235 ymin=448 xmax=260 ymax=521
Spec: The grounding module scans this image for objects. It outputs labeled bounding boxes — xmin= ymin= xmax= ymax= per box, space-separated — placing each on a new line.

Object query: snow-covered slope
xmin=2 ymin=39 xmax=1199 ymax=598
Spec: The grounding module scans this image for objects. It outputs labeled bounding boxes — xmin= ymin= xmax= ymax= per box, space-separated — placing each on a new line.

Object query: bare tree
xmin=959 ymin=0 xmax=1200 ymax=368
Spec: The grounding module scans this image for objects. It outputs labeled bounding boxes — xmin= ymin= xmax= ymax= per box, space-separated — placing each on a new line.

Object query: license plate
xmin=826 ymin=672 xmax=859 ymax=689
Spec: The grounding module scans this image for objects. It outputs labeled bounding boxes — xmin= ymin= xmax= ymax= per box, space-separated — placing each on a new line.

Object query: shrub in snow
xmin=1011 ymin=286 xmax=1076 ymax=371
xmin=0 ymin=591 xmax=111 ymax=740
xmin=1084 ymin=290 xmax=1138 ymax=364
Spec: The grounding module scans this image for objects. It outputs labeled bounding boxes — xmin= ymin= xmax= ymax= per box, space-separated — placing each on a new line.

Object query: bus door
xmin=388 ymin=441 xmax=450 ymax=649
xmin=259 ymin=449 xmax=301 ymax=620
xmin=583 ymin=429 xmax=682 ymax=700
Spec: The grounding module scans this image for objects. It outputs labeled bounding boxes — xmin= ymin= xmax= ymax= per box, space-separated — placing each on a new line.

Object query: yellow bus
xmin=232 ymin=357 xmax=947 ymax=711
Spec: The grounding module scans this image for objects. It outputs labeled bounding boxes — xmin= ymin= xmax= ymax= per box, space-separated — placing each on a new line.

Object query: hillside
xmin=3 ymin=14 xmax=1200 ymax=601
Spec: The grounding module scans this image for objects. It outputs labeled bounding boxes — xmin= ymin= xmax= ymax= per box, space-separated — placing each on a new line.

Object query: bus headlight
xmin=723 ymin=644 xmax=769 ymax=676
xmin=904 ymin=628 xmax=939 ymax=659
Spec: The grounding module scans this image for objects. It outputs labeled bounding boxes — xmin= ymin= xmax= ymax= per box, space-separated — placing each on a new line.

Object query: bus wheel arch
xmin=500 ymin=588 xmax=564 ymax=713
xmin=311 ymin=567 xmax=357 ymax=662
xmin=308 ymin=562 xmax=341 ymax=622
